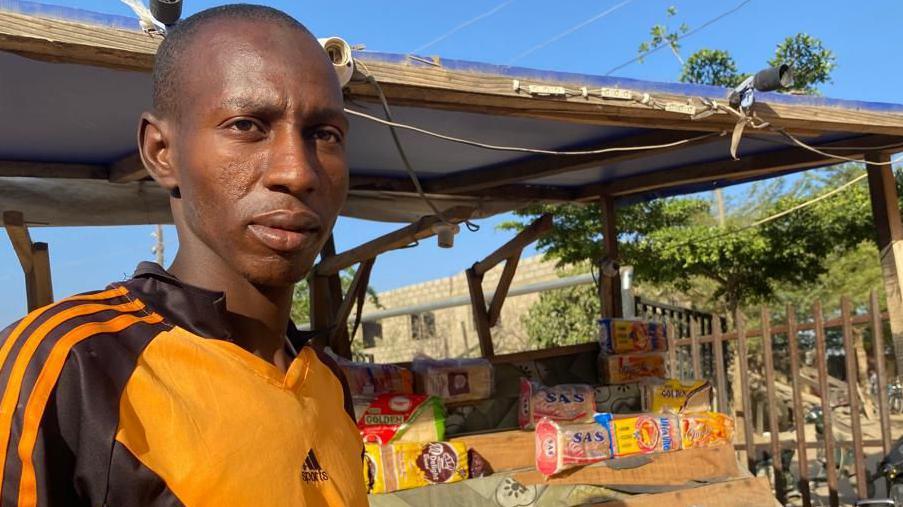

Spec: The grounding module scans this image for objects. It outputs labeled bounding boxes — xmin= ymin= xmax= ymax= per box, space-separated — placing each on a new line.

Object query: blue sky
xmin=2 ymin=0 xmax=903 ymax=325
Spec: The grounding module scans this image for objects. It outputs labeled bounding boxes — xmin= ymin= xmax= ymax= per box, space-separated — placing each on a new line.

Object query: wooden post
xmin=871 ymin=289 xmax=892 ymax=456
xmin=599 ymin=195 xmax=622 ymax=318
xmin=761 ymin=307 xmax=785 ymax=504
xmin=736 ymin=312 xmax=756 ymax=473
xmin=712 ymin=316 xmax=728 ymax=413
xmin=866 ymin=151 xmax=903 ymax=373
xmin=309 ymin=236 xmax=344 ymax=353
xmin=786 ymin=306 xmax=812 ymax=507
xmin=813 ymin=301 xmax=839 ymax=507
xmin=841 ymin=297 xmax=867 ymax=499
xmin=3 ymin=211 xmax=53 ymax=311
xmin=690 ymin=317 xmax=702 ymax=379
xmin=466 ymin=268 xmax=494 ymax=358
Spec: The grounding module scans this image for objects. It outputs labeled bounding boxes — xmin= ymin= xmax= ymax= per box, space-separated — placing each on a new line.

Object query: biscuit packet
xmin=357 ymin=394 xmax=446 ymax=445
xmin=599 ymin=319 xmax=668 ymax=354
xmin=412 ymin=357 xmax=494 ymax=403
xmin=679 ymin=412 xmax=734 ymax=449
xmin=598 ymin=353 xmax=666 ymax=384
xmin=605 ymin=413 xmax=680 ymax=457
xmin=518 ymin=378 xmax=595 ymax=430
xmin=363 ymin=441 xmax=469 ymax=494
xmin=535 ymin=415 xmax=614 ymax=477
xmin=338 ymin=358 xmax=414 ymax=397
xmin=643 ymin=379 xmax=713 ymax=414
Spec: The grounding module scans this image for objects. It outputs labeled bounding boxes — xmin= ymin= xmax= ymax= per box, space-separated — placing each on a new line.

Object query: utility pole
xmin=151 ymin=224 xmax=164 ymax=265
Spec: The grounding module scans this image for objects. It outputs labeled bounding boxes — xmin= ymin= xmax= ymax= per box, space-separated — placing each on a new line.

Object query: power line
xmin=507 ymin=0 xmax=635 ymax=65
xmin=412 ymin=0 xmax=516 ymax=54
xmin=604 ymin=0 xmax=753 ymax=76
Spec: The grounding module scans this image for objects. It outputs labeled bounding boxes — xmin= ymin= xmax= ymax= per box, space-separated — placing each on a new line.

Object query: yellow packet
xmin=364 ymin=441 xmax=468 ymax=494
xmin=611 ymin=414 xmax=680 ymax=457
xmin=680 ymin=412 xmax=734 ymax=449
xmin=645 ymin=379 xmax=713 ymax=413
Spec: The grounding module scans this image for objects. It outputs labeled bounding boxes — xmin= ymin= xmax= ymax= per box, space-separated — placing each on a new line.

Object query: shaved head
xmin=152 ymin=4 xmax=316 ymax=118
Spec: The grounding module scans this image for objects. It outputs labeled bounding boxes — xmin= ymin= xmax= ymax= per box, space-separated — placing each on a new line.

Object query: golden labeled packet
xmin=680 ymin=412 xmax=734 ymax=449
xmin=643 ymin=379 xmax=713 ymax=414
xmin=364 ymin=441 xmax=469 ymax=494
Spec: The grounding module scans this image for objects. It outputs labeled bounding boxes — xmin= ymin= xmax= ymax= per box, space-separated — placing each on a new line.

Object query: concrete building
xmin=353 ymin=255 xmax=589 ymax=363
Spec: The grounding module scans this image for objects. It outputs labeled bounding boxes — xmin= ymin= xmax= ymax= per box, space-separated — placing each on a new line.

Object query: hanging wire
xmin=411 ymin=0 xmax=516 ymax=54
xmin=603 ymin=0 xmax=753 ymax=76
xmin=507 ymin=0 xmax=635 ymax=65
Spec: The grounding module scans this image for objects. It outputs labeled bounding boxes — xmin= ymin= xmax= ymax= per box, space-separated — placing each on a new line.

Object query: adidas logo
xmin=301 ymin=449 xmax=329 ymax=483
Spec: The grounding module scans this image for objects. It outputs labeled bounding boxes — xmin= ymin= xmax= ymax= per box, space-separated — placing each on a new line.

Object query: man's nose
xmin=261 ymin=130 xmax=320 ymax=195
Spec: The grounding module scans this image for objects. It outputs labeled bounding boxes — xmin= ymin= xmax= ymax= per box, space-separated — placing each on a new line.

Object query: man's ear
xmin=138 ymin=112 xmax=179 ymax=195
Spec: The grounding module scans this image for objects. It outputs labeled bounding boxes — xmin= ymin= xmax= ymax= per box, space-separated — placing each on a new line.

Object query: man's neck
xmin=168 ymin=248 xmax=295 ymax=369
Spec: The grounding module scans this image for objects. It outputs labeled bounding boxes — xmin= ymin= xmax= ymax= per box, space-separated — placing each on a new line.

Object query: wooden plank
xmin=671 ymin=312 xmax=881 ymax=346
xmin=349 ymin=176 xmax=575 ymax=201
xmin=107 ymin=153 xmax=147 ymax=183
xmin=589 ymin=477 xmax=779 ymax=507
xmin=6 ymin=9 xmax=903 ymax=137
xmin=761 ymin=307 xmax=784 ymax=504
xmin=473 ymin=214 xmax=551 ymax=276
xmin=713 ymin=316 xmax=728 ymax=414
xmin=871 ymin=289 xmax=892 ymax=456
xmin=2 ymin=210 xmax=33 ymax=273
xmin=600 ymin=195 xmax=621 ymax=319
xmin=580 ymin=134 xmax=903 ymax=200
xmin=449 ymin=429 xmax=533 ymax=472
xmin=329 ymin=258 xmax=375 ymax=356
xmin=690 ymin=317 xmax=702 ymax=379
xmin=489 ymin=341 xmax=598 ymax=365
xmin=736 ymin=312 xmax=756 ymax=473
xmin=866 ymin=151 xmax=903 ymax=375
xmin=0 ymin=160 xmax=108 ymax=179
xmin=466 ymin=268 xmax=494 ymax=358
xmin=813 ymin=301 xmax=839 ymax=507
xmin=30 ymin=242 xmax=52 ymax=309
xmin=315 ymin=206 xmax=473 ymax=276
xmin=737 ymin=438 xmax=886 ymax=452
xmin=841 ymin=296 xmax=867 ymax=499
xmin=667 ymin=322 xmax=678 ymax=379
xmin=487 ymin=255 xmax=519 ymax=327
xmin=786 ymin=305 xmax=812 ymax=507
xmin=513 ymin=444 xmax=741 ymax=487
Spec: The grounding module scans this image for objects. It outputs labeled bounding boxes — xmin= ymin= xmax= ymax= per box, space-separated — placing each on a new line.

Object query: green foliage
xmin=637 ymin=6 xmax=689 ymax=64
xmin=521 ymin=283 xmax=600 ymax=349
xmin=290 ymin=268 xmax=382 ymax=325
xmin=680 ymin=49 xmax=746 ymax=88
xmin=769 ymin=33 xmax=836 ymax=94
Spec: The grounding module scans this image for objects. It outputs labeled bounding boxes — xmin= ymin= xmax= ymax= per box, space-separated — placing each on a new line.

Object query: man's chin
xmin=238 ymin=254 xmax=314 ymax=288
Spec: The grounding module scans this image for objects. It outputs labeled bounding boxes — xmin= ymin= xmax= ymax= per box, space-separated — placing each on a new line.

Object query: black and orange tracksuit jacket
xmin=0 ymin=262 xmax=368 ymax=506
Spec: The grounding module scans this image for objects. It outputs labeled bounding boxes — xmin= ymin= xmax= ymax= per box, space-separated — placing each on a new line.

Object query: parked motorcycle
xmin=858 ymin=435 xmax=903 ymax=506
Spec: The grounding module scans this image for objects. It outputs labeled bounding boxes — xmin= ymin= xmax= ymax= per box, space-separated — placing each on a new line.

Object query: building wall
xmin=353 ymin=255 xmax=582 ymax=363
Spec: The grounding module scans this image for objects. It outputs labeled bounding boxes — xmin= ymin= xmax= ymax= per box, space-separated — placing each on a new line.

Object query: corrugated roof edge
xmin=4 ymin=0 xmax=903 ymax=115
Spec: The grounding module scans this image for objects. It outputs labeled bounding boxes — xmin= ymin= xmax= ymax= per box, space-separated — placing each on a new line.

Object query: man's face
xmin=167 ymin=20 xmax=348 ymax=287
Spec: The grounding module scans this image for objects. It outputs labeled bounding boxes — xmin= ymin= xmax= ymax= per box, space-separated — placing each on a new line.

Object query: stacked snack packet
xmin=597 ymin=319 xmax=668 ymax=384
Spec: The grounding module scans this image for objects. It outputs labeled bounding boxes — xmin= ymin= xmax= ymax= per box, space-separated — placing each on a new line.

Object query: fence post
xmin=761 ymin=307 xmax=785 ymax=504
xmin=787 ymin=305 xmax=812 ymax=507
xmin=736 ymin=311 xmax=756 ymax=473
xmin=841 ymin=297 xmax=867 ymax=499
xmin=814 ymin=301 xmax=839 ymax=507
xmin=712 ymin=315 xmax=728 ymax=413
xmin=690 ymin=317 xmax=702 ymax=379
xmin=871 ymin=289 xmax=893 ymax=456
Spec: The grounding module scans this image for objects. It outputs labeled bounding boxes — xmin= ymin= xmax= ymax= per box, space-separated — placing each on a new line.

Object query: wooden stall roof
xmin=3 ymin=0 xmax=903 ymax=226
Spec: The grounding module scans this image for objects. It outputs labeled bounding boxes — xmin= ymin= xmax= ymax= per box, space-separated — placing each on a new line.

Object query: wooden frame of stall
xmin=4 ymin=9 xmax=903 ymax=505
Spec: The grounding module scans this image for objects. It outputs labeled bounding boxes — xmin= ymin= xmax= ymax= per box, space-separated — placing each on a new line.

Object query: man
xmin=0 ymin=4 xmax=366 ymax=506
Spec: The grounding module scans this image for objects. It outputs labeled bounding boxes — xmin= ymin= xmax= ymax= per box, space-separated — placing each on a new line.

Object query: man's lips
xmin=247 ymin=210 xmax=321 ymax=252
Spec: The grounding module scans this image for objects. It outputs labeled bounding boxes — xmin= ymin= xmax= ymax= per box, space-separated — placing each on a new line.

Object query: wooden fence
xmin=664 ymin=289 xmax=895 ymax=507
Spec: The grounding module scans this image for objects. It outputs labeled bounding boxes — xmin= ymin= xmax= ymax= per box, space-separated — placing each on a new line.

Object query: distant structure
xmin=353 ymin=255 xmax=589 ymax=363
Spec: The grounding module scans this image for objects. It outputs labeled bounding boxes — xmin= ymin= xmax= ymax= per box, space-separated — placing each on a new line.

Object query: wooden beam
xmin=487 ymin=255 xmax=518 ymax=327
xmin=0 ymin=160 xmax=108 ymax=179
xmin=328 ymin=258 xmax=375 ymax=357
xmin=473 ymin=214 xmax=553 ymax=276
xmin=866 ymin=151 xmax=903 ymax=374
xmin=4 ymin=9 xmax=903 ymax=137
xmin=465 ymin=268 xmax=494 ymax=358
xmin=3 ymin=210 xmax=34 ymax=273
xmin=31 ymin=242 xmax=53 ymax=308
xmin=589 ymin=477 xmax=779 ymax=507
xmin=108 ymin=153 xmax=148 ymax=183
xmin=349 ymin=176 xmax=574 ymax=201
xmin=579 ymin=134 xmax=903 ymax=199
xmin=314 ymin=206 xmax=474 ymax=276
xmin=599 ymin=195 xmax=621 ymax=318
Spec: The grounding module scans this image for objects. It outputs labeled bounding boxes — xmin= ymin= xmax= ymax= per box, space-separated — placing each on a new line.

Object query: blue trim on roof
xmin=357 ymin=50 xmax=903 ymax=114
xmin=0 ymin=0 xmax=140 ymax=30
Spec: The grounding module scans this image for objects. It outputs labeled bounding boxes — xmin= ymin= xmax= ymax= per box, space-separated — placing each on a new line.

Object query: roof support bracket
xmin=3 ymin=211 xmax=53 ymax=311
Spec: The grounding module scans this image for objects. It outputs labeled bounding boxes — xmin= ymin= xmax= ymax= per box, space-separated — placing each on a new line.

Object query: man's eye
xmin=230 ymin=119 xmax=261 ymax=132
xmin=314 ymin=128 xmax=342 ymax=144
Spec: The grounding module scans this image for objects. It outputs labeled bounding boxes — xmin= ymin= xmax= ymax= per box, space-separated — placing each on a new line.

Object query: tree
xmin=769 ymin=33 xmax=836 ymax=94
xmin=522 ymin=282 xmax=599 ymax=349
xmin=680 ymin=49 xmax=745 ymax=88
xmin=637 ymin=6 xmax=689 ymax=65
xmin=290 ymin=268 xmax=381 ymax=331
